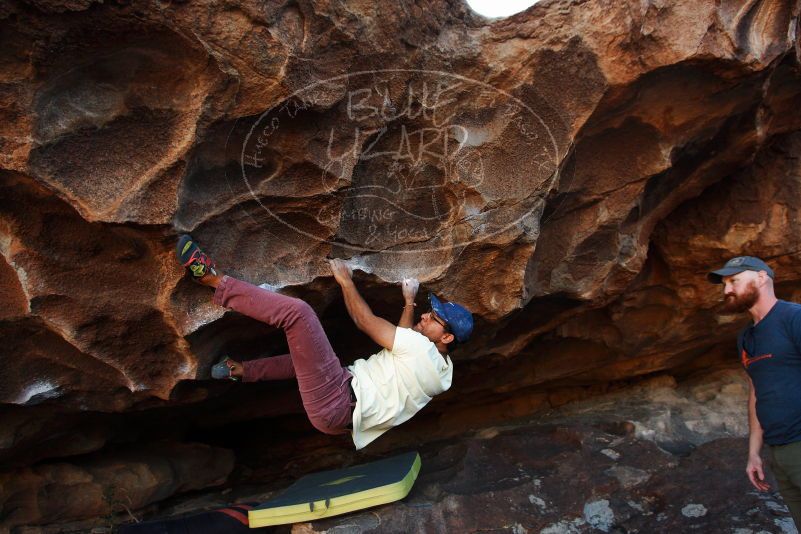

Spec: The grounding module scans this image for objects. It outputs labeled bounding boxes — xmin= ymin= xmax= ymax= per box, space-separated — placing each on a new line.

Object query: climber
xmin=708 ymin=256 xmax=801 ymax=528
xmin=175 ymin=235 xmax=473 ymax=450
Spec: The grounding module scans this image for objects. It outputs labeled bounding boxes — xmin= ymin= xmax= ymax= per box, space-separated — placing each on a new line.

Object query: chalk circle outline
xmin=239 ymin=68 xmax=566 ymax=255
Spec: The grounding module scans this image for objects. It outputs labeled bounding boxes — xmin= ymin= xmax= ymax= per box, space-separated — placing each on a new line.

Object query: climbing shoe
xmin=211 ymin=356 xmax=240 ymax=381
xmin=176 ymin=234 xmax=218 ymax=282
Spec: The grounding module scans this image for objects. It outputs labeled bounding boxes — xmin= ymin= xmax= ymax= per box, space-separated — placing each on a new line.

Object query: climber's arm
xmin=330 ymin=259 xmax=396 ymax=350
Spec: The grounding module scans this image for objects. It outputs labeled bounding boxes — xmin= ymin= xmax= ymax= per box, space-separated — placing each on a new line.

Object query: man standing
xmin=709 ymin=256 xmax=801 ymax=527
xmin=175 ymin=235 xmax=473 ymax=449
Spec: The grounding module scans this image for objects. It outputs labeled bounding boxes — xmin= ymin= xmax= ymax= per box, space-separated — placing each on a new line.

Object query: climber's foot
xmin=211 ymin=356 xmax=243 ymax=381
xmin=176 ymin=235 xmax=222 ymax=287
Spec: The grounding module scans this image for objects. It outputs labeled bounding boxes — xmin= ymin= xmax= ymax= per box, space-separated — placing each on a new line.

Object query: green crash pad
xmin=248 ymin=451 xmax=421 ymax=527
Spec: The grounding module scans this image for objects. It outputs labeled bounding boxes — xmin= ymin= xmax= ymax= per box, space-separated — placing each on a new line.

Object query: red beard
xmin=722 ymin=281 xmax=759 ymax=313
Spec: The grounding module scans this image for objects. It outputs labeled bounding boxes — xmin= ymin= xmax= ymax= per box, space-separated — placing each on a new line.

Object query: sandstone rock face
xmin=0 ymin=442 xmax=234 ymax=531
xmin=2 ymin=0 xmax=801 ymax=528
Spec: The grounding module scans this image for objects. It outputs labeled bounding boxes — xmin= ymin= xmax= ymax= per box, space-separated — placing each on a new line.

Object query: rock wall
xmin=2 ymin=0 xmax=801 ymax=528
xmin=0 ymin=442 xmax=234 ymax=529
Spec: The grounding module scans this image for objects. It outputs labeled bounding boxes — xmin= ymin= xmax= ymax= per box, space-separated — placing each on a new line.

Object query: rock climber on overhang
xmin=175 ymin=235 xmax=473 ymax=449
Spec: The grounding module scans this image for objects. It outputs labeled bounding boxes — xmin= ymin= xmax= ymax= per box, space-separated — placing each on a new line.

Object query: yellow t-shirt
xmin=347 ymin=327 xmax=453 ymax=450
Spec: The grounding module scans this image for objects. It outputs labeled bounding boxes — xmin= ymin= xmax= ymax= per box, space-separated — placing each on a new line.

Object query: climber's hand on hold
xmin=401 ymin=278 xmax=419 ymax=304
xmin=329 ymin=259 xmax=353 ymax=286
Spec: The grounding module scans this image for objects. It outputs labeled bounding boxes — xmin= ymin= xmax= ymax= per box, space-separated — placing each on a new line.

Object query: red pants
xmin=213 ymin=276 xmax=354 ymax=435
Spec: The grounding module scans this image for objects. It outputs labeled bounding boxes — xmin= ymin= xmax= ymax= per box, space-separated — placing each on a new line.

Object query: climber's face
xmin=414 ymin=310 xmax=454 ymax=348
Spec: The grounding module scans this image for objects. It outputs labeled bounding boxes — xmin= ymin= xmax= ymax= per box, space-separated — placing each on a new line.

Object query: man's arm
xmin=746 ymin=376 xmax=770 ymax=491
xmin=330 ymin=259 xmax=396 ymax=350
xmin=398 ymin=278 xmax=419 ymax=328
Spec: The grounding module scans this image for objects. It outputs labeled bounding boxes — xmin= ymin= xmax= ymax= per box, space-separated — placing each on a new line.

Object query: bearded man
xmin=708 ymin=256 xmax=801 ymax=527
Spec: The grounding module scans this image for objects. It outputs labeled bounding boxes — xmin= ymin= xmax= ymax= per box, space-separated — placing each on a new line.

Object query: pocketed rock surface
xmin=2 ymin=0 xmax=801 ymax=528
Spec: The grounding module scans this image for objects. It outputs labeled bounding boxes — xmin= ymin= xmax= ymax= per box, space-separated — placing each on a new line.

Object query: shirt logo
xmin=741 ymin=349 xmax=773 ymax=368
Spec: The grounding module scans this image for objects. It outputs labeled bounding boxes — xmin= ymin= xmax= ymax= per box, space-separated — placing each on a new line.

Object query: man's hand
xmin=398 ymin=278 xmax=419 ymax=328
xmin=746 ymin=454 xmax=771 ymax=491
xmin=329 ymin=259 xmax=353 ymax=286
xmin=401 ymin=278 xmax=419 ymax=304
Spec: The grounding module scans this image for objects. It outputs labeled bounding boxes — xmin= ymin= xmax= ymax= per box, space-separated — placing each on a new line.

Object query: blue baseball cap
xmin=429 ymin=293 xmax=473 ymax=344
xmin=707 ymin=256 xmax=775 ymax=284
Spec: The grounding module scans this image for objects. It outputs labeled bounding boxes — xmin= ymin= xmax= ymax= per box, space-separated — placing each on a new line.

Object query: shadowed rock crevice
xmin=0 ymin=442 xmax=235 ymax=530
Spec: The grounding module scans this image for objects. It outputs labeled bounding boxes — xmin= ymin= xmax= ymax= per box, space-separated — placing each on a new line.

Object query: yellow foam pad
xmin=248 ymin=451 xmax=421 ymax=528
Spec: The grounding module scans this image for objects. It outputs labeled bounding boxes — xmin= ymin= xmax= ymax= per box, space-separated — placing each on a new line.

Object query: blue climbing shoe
xmin=211 ymin=356 xmax=239 ymax=381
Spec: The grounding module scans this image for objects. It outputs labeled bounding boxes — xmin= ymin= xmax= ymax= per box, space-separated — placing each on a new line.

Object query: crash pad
xmin=248 ymin=451 xmax=421 ymax=528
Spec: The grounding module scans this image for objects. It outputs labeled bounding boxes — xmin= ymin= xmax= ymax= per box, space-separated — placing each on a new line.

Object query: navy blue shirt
xmin=738 ymin=300 xmax=801 ymax=446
